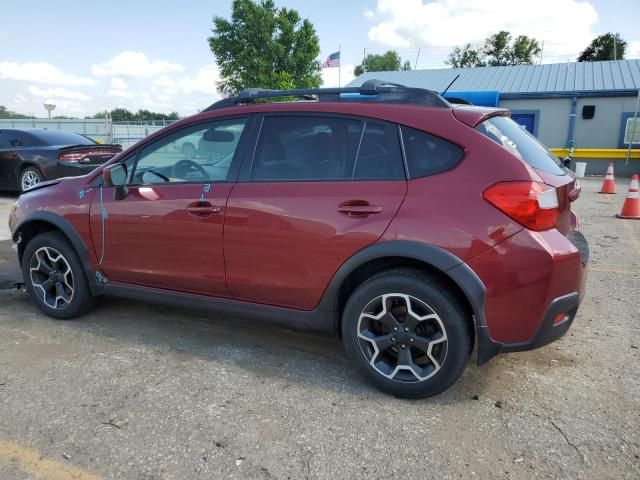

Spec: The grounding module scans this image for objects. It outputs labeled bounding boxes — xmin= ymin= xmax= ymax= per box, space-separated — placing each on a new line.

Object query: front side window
xmin=131 ymin=118 xmax=247 ymax=184
xmin=251 ymin=115 xmax=404 ymax=181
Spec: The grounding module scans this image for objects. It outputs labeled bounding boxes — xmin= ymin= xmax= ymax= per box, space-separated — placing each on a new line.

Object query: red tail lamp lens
xmin=483 ymin=182 xmax=559 ymax=231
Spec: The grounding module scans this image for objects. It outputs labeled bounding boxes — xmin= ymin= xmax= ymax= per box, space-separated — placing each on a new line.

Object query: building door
xmin=510 ymin=113 xmax=536 ymax=135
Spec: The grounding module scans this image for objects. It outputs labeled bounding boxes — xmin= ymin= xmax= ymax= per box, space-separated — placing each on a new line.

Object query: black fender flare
xmin=317 ymin=240 xmax=500 ymax=365
xmin=13 ymin=211 xmax=102 ymax=294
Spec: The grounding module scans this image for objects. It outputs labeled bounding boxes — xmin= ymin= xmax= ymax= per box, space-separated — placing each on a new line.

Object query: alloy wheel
xmin=29 ymin=246 xmax=75 ymax=309
xmin=357 ymin=293 xmax=448 ymax=382
xmin=21 ymin=169 xmax=41 ymax=191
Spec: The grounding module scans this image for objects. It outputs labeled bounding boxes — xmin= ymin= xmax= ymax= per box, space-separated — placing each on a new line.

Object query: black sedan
xmin=0 ymin=128 xmax=122 ymax=192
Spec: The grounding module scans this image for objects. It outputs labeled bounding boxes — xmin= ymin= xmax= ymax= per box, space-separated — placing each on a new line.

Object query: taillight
xmin=58 ymin=150 xmax=119 ymax=162
xmin=483 ymin=181 xmax=559 ymax=231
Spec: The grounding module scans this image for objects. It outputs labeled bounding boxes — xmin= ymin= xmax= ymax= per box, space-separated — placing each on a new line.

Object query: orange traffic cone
xmin=616 ymin=174 xmax=640 ymax=219
xmin=599 ymin=162 xmax=616 ymax=194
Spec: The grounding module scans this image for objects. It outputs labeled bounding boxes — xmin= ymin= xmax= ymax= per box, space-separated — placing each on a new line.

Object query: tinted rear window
xmin=31 ymin=130 xmax=95 ymax=146
xmin=476 ymin=116 xmax=565 ymax=175
xmin=401 ymin=126 xmax=464 ymax=178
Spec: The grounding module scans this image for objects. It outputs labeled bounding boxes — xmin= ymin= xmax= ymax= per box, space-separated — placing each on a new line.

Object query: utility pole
xmin=625 ymin=89 xmax=640 ymax=166
xmin=414 ymin=48 xmax=421 ymax=70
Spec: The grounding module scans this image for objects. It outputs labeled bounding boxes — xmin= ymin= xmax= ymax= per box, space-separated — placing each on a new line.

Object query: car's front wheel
xmin=341 ymin=268 xmax=471 ymax=399
xmin=21 ymin=232 xmax=95 ymax=319
xmin=19 ymin=166 xmax=43 ymax=192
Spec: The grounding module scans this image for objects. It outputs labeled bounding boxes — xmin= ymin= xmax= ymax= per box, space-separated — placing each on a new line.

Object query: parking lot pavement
xmin=0 ymin=178 xmax=639 ymax=479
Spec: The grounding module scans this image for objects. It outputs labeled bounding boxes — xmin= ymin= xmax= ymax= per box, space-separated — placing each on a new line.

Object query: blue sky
xmin=2 ymin=0 xmax=639 ymax=117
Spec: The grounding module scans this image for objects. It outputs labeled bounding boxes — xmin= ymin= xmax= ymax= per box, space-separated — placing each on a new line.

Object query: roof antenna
xmin=441 ymin=74 xmax=460 ymax=96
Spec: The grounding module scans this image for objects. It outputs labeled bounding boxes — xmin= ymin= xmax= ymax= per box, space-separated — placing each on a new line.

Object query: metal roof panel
xmin=348 ymin=59 xmax=640 ymax=94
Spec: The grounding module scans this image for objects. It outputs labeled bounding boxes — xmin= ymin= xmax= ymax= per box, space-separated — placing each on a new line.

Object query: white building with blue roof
xmin=348 ymin=60 xmax=640 ymax=175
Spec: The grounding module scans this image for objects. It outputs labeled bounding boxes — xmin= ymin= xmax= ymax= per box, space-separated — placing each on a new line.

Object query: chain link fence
xmin=0 ymin=118 xmax=176 ymax=148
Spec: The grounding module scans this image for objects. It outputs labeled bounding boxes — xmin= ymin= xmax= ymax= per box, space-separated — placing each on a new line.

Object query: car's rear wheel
xmin=21 ymin=232 xmax=95 ymax=319
xmin=19 ymin=166 xmax=43 ymax=192
xmin=341 ymin=268 xmax=471 ymax=399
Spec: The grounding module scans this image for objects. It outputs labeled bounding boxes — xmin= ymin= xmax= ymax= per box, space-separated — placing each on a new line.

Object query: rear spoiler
xmin=60 ymin=144 xmax=122 ymax=151
xmin=452 ymin=106 xmax=510 ymax=128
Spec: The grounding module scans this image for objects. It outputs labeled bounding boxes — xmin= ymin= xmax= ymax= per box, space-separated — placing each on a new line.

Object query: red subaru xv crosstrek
xmin=8 ymin=81 xmax=588 ymax=398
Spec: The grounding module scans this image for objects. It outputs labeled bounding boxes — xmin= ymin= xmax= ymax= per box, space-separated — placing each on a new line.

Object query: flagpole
xmin=339 ymin=44 xmax=342 ymax=88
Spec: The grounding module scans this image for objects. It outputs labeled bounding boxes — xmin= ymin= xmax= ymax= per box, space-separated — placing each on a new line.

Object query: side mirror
xmin=103 ymin=164 xmax=129 ymax=200
xmin=562 ymin=157 xmax=572 ymax=168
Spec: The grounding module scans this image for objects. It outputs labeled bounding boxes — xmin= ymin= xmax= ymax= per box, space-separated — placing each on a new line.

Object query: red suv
xmin=8 ymin=81 xmax=588 ymax=398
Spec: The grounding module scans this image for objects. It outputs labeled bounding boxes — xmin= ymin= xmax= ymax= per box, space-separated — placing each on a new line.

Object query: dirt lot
xmin=0 ymin=178 xmax=639 ymax=479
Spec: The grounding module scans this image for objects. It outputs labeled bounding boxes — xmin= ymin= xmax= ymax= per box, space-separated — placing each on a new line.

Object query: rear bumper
xmin=477 ymin=291 xmax=580 ymax=363
xmin=471 ymin=228 xmax=588 ymax=364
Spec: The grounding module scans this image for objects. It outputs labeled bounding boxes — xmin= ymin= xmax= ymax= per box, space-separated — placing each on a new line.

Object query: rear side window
xmin=401 ymin=126 xmax=464 ymax=178
xmin=251 ymin=116 xmax=404 ymax=181
xmin=31 ymin=130 xmax=95 ymax=146
xmin=476 ymin=115 xmax=565 ymax=175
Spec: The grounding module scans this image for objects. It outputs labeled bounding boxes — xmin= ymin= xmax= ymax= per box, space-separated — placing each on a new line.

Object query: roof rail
xmin=203 ymin=79 xmax=450 ymax=111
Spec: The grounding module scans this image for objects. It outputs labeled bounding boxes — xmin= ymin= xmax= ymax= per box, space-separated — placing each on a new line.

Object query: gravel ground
xmin=0 ymin=178 xmax=639 ymax=479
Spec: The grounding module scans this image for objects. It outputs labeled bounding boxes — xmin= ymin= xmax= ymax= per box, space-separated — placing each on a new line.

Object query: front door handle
xmin=186 ymin=201 xmax=221 ymax=217
xmin=337 ymin=200 xmax=383 ymax=217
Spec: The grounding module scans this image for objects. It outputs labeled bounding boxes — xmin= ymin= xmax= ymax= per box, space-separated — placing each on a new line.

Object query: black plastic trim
xmin=12 ymin=211 xmax=102 ymax=295
xmin=315 ymin=240 xmax=490 ymax=360
xmin=103 ymin=282 xmax=335 ymax=335
xmin=480 ymin=291 xmax=581 ymax=363
xmin=204 ymin=80 xmax=450 ymax=111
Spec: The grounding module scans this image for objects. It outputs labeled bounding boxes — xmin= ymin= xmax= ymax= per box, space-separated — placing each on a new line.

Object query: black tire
xmin=341 ymin=268 xmax=471 ymax=399
xmin=18 ymin=166 xmax=43 ymax=192
xmin=21 ymin=232 xmax=96 ymax=320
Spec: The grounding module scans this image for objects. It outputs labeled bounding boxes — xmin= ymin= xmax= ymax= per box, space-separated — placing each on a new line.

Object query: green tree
xmin=0 ymin=105 xmax=30 ymax=119
xmin=89 ymin=108 xmax=180 ymax=121
xmin=446 ymin=44 xmax=484 ymax=68
xmin=354 ymin=51 xmax=412 ymax=76
xmin=208 ymin=0 xmax=321 ymax=94
xmin=578 ymin=33 xmax=626 ymax=61
xmin=509 ymin=35 xmax=542 ymax=65
xmin=446 ymin=31 xmax=541 ymax=68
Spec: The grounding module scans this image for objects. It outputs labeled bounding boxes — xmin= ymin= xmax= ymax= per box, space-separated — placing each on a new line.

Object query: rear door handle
xmin=186 ymin=201 xmax=221 ymax=217
xmin=337 ymin=201 xmax=383 ymax=217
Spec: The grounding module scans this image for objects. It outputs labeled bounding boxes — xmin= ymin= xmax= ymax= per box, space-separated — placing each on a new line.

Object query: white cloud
xmin=29 ymin=85 xmax=91 ymax=101
xmin=321 ymin=64 xmax=355 ymax=88
xmin=92 ymin=51 xmax=184 ymax=77
xmin=0 ymin=61 xmax=95 ymax=86
xmin=367 ymin=0 xmax=599 ymax=62
xmin=110 ymin=77 xmax=127 ymax=89
xmin=629 ymin=41 xmax=640 ymax=59
xmin=154 ymin=75 xmax=176 ymax=88
xmin=107 ymin=88 xmax=133 ymax=98
xmin=177 ymin=66 xmax=220 ymax=95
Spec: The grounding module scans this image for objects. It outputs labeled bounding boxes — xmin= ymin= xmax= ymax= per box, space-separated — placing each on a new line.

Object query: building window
xmin=623 ymin=116 xmax=640 ymax=145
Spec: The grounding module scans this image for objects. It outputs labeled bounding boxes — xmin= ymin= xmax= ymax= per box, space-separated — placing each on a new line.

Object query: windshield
xmin=31 ymin=130 xmax=96 ymax=146
xmin=476 ymin=115 xmax=565 ymax=175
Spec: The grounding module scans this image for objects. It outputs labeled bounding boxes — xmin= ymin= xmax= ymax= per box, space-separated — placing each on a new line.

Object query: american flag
xmin=321 ymin=51 xmax=340 ymax=68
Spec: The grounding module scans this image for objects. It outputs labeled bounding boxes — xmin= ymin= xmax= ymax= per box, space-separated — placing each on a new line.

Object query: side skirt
xmin=102 ymin=282 xmax=337 ymax=336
